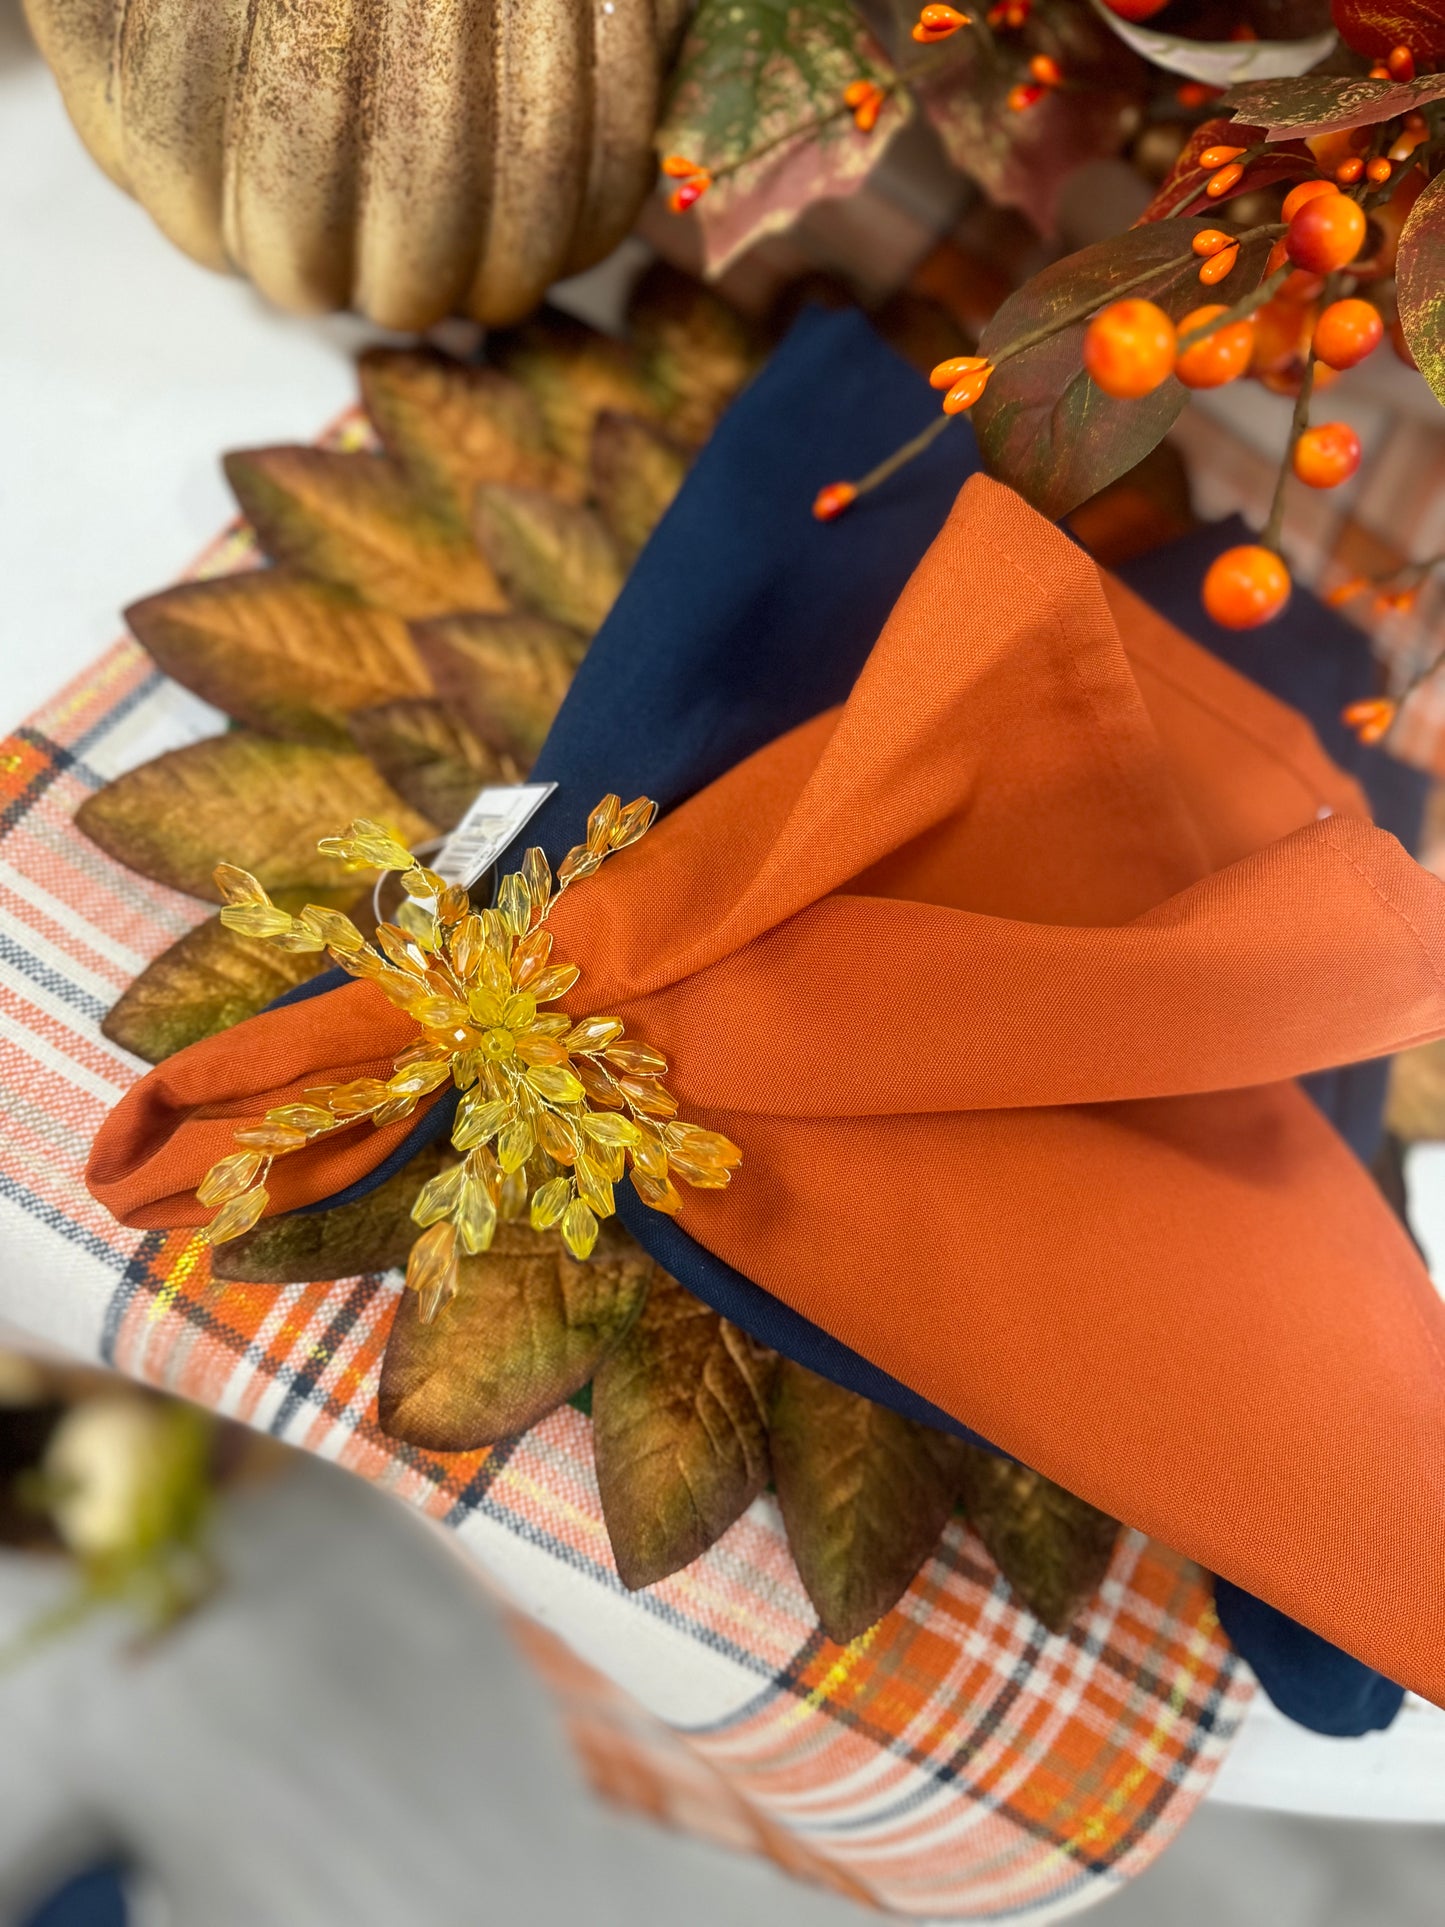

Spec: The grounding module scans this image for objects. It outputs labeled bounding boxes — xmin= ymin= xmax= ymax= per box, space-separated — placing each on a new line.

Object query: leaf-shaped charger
xmin=592 ymin=1270 xmax=776 ymax=1589
xmin=626 ymin=263 xmax=761 ymax=447
xmin=472 ymin=486 xmax=625 ymax=635
xmin=211 ymin=1145 xmax=455 ymax=1284
xmin=488 ymin=311 xmax=663 ymax=475
xmin=347 ymin=699 xmax=517 ymax=833
xmin=589 ymin=413 xmax=689 ymax=565
xmin=410 ymin=613 xmax=587 ymax=766
xmin=956 ymin=1448 xmax=1119 ymax=1636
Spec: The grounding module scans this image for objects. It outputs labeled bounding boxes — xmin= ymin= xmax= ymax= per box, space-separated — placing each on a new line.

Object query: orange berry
xmin=1264 ymin=238 xmax=1325 ymax=302
xmin=1281 ymin=178 xmax=1337 ymax=221
xmin=912 ymin=3 xmax=971 ymax=38
xmin=1376 ymin=586 xmax=1419 ymax=613
xmin=1326 ymin=575 xmax=1368 ymax=608
xmin=1293 ymin=422 xmax=1362 ymax=489
xmin=942 ymin=365 xmax=992 ymax=413
xmin=1199 ymin=144 xmax=1245 ymax=169
xmin=1250 ymin=296 xmax=1313 ymax=375
xmin=929 ymin=354 xmax=989 ymax=390
xmin=1029 ymin=53 xmax=1062 ymax=85
xmin=1082 ymin=299 xmax=1177 ymax=399
xmin=1007 ymin=80 xmax=1046 ymax=110
xmin=1103 ymin=0 xmax=1169 ymax=15
xmin=1365 ymin=157 xmax=1393 ymax=185
xmin=1191 ymin=228 xmax=1234 ymax=256
xmin=1369 ymin=63 xmax=1391 ymax=78
xmin=1198 ymin=244 xmax=1240 ymax=286
xmin=1387 ymin=44 xmax=1416 ymax=79
xmin=1206 ymin=162 xmax=1245 ymax=197
xmin=669 ymin=175 xmax=711 ymax=213
xmin=812 ymin=481 xmax=857 ymax=522
xmin=1286 ymin=192 xmax=1367 ymax=272
xmin=1202 ymin=545 xmax=1291 ymax=629
xmin=1335 ymin=156 xmax=1365 ymax=183
xmin=1176 ymin=81 xmax=1217 ymax=108
xmin=1342 ymin=698 xmax=1397 ymax=745
xmin=1313 ymin=297 xmax=1384 ymax=369
xmin=661 ymin=154 xmax=703 ymax=178
xmin=1175 ymin=304 xmax=1254 ymax=388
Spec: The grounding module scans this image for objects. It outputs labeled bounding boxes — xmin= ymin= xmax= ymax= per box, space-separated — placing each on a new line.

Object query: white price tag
xmin=433 ymin=783 xmax=558 ymax=889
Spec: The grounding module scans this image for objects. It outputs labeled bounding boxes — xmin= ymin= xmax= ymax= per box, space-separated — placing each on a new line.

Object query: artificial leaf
xmin=973 ymin=221 xmax=1274 ymax=519
xmin=627 ymin=262 xmax=761 ymax=446
xmin=592 ymin=1271 xmax=776 ymax=1589
xmin=1138 ymin=117 xmax=1310 ymax=222
xmin=956 ymin=1449 xmax=1119 ymax=1635
xmin=1332 ymin=0 xmax=1445 ymax=59
xmin=223 ymin=448 xmax=506 ymax=621
xmin=1386 ymin=1034 xmax=1445 ymax=1140
xmin=656 ymin=0 xmax=909 ymax=276
xmin=76 ymin=733 xmax=432 ymax=902
xmin=473 ymin=487 xmax=625 ymax=635
xmin=1222 ymin=71 xmax=1445 ymax=139
xmin=102 ymin=909 xmax=333 ymax=1064
xmin=412 ymin=613 xmax=587 ymax=765
xmin=348 ymin=699 xmax=516 ymax=832
xmin=590 ymin=413 xmax=690 ymax=563
xmin=769 ymin=1361 xmax=967 ymax=1645
xmin=1089 ymin=0 xmax=1336 ymax=83
xmin=489 ymin=314 xmax=663 ymax=476
xmin=915 ymin=4 xmax=1142 ymax=236
xmin=126 ymin=572 xmax=432 ymax=746
xmin=1396 ymin=169 xmax=1445 ymax=410
xmin=211 ymin=1145 xmax=454 ymax=1283
xmin=357 ymin=350 xmax=582 ymax=522
xmin=377 ymin=1219 xmax=655 ymax=1451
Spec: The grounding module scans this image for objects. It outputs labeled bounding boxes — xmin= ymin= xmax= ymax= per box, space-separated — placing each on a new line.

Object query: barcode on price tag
xmin=433 ymin=783 xmax=557 ymax=889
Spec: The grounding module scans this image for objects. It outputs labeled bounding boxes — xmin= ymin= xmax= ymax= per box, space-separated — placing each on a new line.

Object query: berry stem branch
xmin=1264 ymin=353 xmax=1314 ymax=555
xmin=852 ymin=411 xmax=954 ymax=500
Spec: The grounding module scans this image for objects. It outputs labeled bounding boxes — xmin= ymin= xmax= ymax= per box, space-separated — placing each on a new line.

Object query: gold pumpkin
xmin=24 ymin=0 xmax=690 ymax=329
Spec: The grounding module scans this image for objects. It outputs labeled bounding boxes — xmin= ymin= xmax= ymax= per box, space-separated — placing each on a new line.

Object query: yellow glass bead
xmin=619 ymin=1076 xmax=678 ymax=1119
xmin=530 ymin=1177 xmax=572 ymax=1230
xmin=349 ymin=819 xmax=417 ymax=871
xmin=575 ymin=1057 xmax=626 ymax=1109
xmin=528 ymin=963 xmax=580 ymax=1004
xmin=205 ymin=1183 xmax=270 ymax=1244
xmin=465 ymin=1144 xmax=503 ymax=1197
xmin=511 ymin=927 xmax=554 ymax=989
xmin=219 ymin=903 xmax=295 ymax=940
xmin=582 ymin=1112 xmax=640 ymax=1147
xmin=406 ymin=1220 xmax=459 ymax=1323
xmin=498 ymin=1169 xmax=528 ymax=1222
xmin=452 ymin=1092 xmax=513 ymax=1151
xmin=299 ymin=905 xmax=366 ymax=953
xmin=332 ymin=946 xmax=388 ymax=982
xmin=402 ymin=864 xmax=447 ymax=900
xmin=466 ymin=983 xmax=504 ymax=1027
xmin=411 ymin=1162 xmax=466 ymax=1227
xmin=197 ymin=1150 xmax=264 ymax=1207
xmin=233 ymin=1120 xmax=310 ymax=1153
xmin=270 ymin=924 xmax=328 ymax=954
xmin=565 ymin=1016 xmax=624 ymax=1053
xmin=631 ymin=1169 xmax=683 ymax=1216
xmin=514 ymin=1034 xmax=567 ymax=1067
xmin=436 ymin=885 xmax=471 ymax=927
xmin=478 ymin=909 xmax=511 ymax=950
xmin=557 ymin=846 xmax=602 ymax=889
xmin=573 ymin=1153 xmax=614 ymax=1218
xmin=630 ymin=1131 xmax=669 ymax=1182
xmin=450 ymin=914 xmax=486 ymax=979
xmin=481 ymin=1027 xmax=516 ymax=1062
xmin=371 ymin=1096 xmax=418 ymax=1126
xmin=667 ymin=1150 xmax=733 ymax=1188
xmin=498 ymin=871 xmax=532 ymax=937
xmin=327 ymin=1077 xmax=393 ymax=1116
xmin=375 ymin=923 xmax=424 ymax=973
xmin=480 ymin=947 xmax=512 ymax=1000
xmin=586 ymin=794 xmax=621 ymax=854
xmin=665 ymin=1124 xmax=743 ymax=1169
xmin=451 ymin=1049 xmax=482 ymax=1090
xmin=535 ymin=1109 xmax=580 ymax=1165
xmin=396 ymin=899 xmax=439 ymax=950
xmin=561 ymin=1198 xmax=599 ymax=1260
xmin=498 ymin=1115 xmax=535 ymax=1174
xmin=522 ymin=846 xmax=552 ymax=911
xmin=456 ymin=1173 xmax=498 ymax=1255
xmin=264 ymin=1104 xmax=337 ymax=1137
xmin=389 ymin=1057 xmax=454 ymax=1097
xmin=526 ymin=1064 xmax=585 ymax=1104
xmin=415 ymin=996 xmax=471 ymax=1031
xmin=529 ymin=1013 xmax=570 ymax=1038
xmin=592 ymin=1140 xmax=626 ymax=1183
xmin=604 ymin=1039 xmax=668 ymax=1076
xmin=213 ymin=863 xmax=269 ymax=907
xmin=610 ymin=797 xmax=657 ymax=850
xmin=502 ymin=991 xmax=537 ymax=1032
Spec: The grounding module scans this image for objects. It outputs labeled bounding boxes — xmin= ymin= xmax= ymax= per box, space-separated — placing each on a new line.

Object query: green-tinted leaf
xmin=411 ymin=613 xmax=586 ymax=765
xmin=628 ymin=263 xmax=760 ymax=447
xmin=974 ymin=221 xmax=1274 ymax=519
xmin=358 ymin=350 xmax=582 ymax=522
xmin=915 ymin=3 xmax=1141 ymax=234
xmin=1222 ymin=71 xmax=1445 ymax=139
xmin=377 ymin=1220 xmax=654 ymax=1451
xmin=590 ymin=414 xmax=689 ymax=564
xmin=1138 ymin=116 xmax=1309 ymax=222
xmin=1333 ymin=0 xmax=1445 ymax=60
xmin=348 ymin=699 xmax=516 ymax=833
xmin=126 ymin=572 xmax=431 ymax=745
xmin=1397 ymin=169 xmax=1445 ymax=409
xmin=212 ymin=1145 xmax=453 ymax=1283
xmin=76 ymin=733 xmax=433 ymax=902
xmin=769 ymin=1362 xmax=966 ymax=1645
xmin=224 ymin=448 xmax=506 ymax=621
xmin=488 ymin=313 xmax=663 ymax=476
xmin=102 ymin=910 xmax=331 ymax=1063
xmin=956 ymin=1449 xmax=1119 ymax=1635
xmin=592 ymin=1272 xmax=775 ymax=1589
xmin=657 ymin=0 xmax=909 ymax=276
xmin=473 ymin=487 xmax=625 ymax=635
xmin=1089 ymin=0 xmax=1335 ymax=84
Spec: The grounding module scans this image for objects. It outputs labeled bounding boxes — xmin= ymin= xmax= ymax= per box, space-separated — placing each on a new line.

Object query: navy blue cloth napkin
xmin=281 ymin=307 xmax=1423 ymax=1732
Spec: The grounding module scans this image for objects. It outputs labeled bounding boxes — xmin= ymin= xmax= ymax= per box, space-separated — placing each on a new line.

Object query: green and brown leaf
xmin=956 ymin=1450 xmax=1119 ymax=1635
xmin=411 ymin=613 xmax=587 ymax=766
xmin=212 ymin=1144 xmax=455 ymax=1284
xmin=1221 ymin=70 xmax=1445 ymax=140
xmin=346 ymin=699 xmax=517 ymax=832
xmin=592 ymin=1272 xmax=776 ymax=1589
xmin=1397 ymin=169 xmax=1445 ymax=411
xmin=472 ymin=487 xmax=626 ymax=635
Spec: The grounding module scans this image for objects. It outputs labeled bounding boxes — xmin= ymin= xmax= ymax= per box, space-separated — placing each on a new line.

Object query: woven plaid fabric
xmin=0 ymin=502 xmax=1254 ymax=1919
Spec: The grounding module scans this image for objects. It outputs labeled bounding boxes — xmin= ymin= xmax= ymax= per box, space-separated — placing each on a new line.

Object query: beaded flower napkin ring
xmin=195 ymin=796 xmax=742 ymax=1321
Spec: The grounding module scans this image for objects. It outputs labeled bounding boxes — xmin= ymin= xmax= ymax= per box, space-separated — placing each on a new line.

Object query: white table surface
xmin=3 ymin=0 xmax=1444 ymax=1830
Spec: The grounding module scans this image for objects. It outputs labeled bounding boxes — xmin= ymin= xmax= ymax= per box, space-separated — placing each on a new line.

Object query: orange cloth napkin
xmin=89 ymin=478 xmax=1445 ymax=1700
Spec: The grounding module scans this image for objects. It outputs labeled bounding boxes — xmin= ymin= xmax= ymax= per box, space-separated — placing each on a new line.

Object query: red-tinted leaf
xmin=1397 ymin=168 xmax=1445 ymax=410
xmin=1222 ymin=71 xmax=1445 ymax=139
xmin=1332 ymin=0 xmax=1445 ymax=60
xmin=973 ymin=221 xmax=1274 ymax=518
xmin=1091 ymin=0 xmax=1338 ymax=86
xmin=1138 ymin=117 xmax=1311 ymax=223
